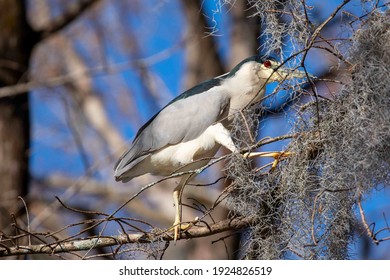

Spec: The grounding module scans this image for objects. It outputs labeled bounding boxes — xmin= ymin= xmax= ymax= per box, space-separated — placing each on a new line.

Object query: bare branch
xmin=357 ymin=192 xmax=379 ymax=245
xmin=39 ymin=0 xmax=102 ymax=38
xmin=0 ymin=216 xmax=255 ymax=257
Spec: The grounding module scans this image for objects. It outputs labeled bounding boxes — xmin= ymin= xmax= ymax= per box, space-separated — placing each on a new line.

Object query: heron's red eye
xmin=263 ymin=60 xmax=272 ymax=68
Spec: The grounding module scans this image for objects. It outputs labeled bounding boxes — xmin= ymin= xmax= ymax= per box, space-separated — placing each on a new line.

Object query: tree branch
xmin=357 ymin=192 xmax=379 ymax=245
xmin=39 ymin=0 xmax=101 ymax=39
xmin=0 ymin=216 xmax=254 ymax=257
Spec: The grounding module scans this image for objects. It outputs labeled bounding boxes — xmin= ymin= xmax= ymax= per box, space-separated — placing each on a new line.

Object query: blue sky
xmin=29 ymin=0 xmax=390 ymax=259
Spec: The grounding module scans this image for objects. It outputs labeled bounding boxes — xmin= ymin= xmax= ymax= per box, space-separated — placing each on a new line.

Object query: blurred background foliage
xmin=0 ymin=0 xmax=389 ymax=259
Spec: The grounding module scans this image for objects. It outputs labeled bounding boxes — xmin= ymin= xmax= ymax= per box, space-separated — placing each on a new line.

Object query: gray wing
xmin=114 ymin=88 xmax=230 ymax=177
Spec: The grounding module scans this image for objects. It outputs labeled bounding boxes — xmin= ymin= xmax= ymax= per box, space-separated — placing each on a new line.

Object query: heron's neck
xmin=222 ymin=73 xmax=267 ymax=112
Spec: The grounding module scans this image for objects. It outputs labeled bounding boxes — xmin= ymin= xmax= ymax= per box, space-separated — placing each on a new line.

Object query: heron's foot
xmin=170 ymin=217 xmax=199 ymax=242
xmin=243 ymin=151 xmax=292 ymax=170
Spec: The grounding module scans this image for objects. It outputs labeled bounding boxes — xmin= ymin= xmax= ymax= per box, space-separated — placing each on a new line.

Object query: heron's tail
xmin=114 ymin=152 xmax=149 ymax=183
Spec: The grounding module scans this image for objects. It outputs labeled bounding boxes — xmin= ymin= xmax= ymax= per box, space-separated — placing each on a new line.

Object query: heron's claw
xmin=242 ymin=151 xmax=292 ymax=170
xmin=171 ymin=217 xmax=198 ymax=242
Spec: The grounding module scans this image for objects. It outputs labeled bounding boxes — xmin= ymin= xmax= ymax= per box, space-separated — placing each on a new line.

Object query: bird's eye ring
xmin=263 ymin=60 xmax=272 ymax=68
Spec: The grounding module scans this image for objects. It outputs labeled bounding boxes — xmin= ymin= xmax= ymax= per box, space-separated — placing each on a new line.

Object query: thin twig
xmin=18 ymin=196 xmax=31 ymax=246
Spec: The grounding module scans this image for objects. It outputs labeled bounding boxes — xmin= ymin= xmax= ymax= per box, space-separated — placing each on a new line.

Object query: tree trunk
xmin=180 ymin=0 xmax=225 ymax=89
xmin=0 ymin=0 xmax=36 ymax=231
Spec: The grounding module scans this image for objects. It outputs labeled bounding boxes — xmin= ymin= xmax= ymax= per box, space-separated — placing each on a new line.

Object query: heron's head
xmin=228 ymin=55 xmax=309 ymax=84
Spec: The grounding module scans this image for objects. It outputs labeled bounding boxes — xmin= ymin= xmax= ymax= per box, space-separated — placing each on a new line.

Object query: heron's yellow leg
xmin=172 ymin=187 xmax=182 ymax=241
xmin=171 ymin=175 xmax=195 ymax=242
xmin=243 ymin=151 xmax=292 ymax=171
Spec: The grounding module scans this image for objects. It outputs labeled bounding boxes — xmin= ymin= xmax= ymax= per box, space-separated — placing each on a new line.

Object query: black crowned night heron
xmin=114 ymin=54 xmax=308 ymax=241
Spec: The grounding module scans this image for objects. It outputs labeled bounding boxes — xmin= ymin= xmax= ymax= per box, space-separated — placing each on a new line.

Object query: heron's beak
xmin=272 ymin=66 xmax=315 ymax=81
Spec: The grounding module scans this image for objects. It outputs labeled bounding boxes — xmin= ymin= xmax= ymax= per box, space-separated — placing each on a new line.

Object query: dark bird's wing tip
xmin=114 ymin=173 xmax=130 ymax=183
xmin=115 ymin=176 xmax=132 ymax=183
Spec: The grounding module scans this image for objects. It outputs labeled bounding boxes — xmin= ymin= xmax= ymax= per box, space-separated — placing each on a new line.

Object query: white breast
xmin=149 ymin=124 xmax=223 ymax=174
